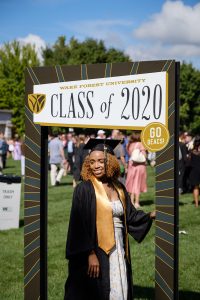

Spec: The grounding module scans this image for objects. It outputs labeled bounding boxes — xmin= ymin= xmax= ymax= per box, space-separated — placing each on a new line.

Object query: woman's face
xmin=89 ymin=150 xmax=106 ymax=179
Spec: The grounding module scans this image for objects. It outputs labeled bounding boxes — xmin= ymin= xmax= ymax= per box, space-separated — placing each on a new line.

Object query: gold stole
xmin=91 ymin=177 xmax=129 ymax=261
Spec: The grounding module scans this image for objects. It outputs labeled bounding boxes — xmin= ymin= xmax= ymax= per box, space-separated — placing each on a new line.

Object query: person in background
xmin=111 ymin=130 xmax=127 ymax=185
xmin=184 ymin=132 xmax=194 ymax=152
xmin=182 ymin=131 xmax=193 ymax=193
xmin=20 ymin=135 xmax=25 ymax=178
xmin=7 ymin=138 xmax=14 ymax=158
xmin=72 ymin=135 xmax=80 ymax=188
xmin=72 ymin=134 xmax=89 ymax=188
xmin=48 ymin=132 xmax=66 ymax=186
xmin=1 ymin=137 xmax=9 ymax=169
xmin=48 ymin=133 xmax=54 ymax=171
xmin=89 ymin=133 xmax=96 ymax=139
xmin=110 ymin=129 xmax=118 ymax=140
xmin=96 ymin=129 xmax=106 ymax=139
xmin=178 ymin=132 xmax=188 ymax=194
xmin=122 ymin=132 xmax=129 ymax=165
xmin=0 ymin=131 xmax=4 ymax=174
xmin=125 ymin=132 xmax=147 ymax=208
xmin=147 ymin=151 xmax=156 ymax=168
xmin=67 ymin=133 xmax=74 ymax=175
xmin=61 ymin=133 xmax=70 ymax=176
xmin=188 ymin=135 xmax=200 ymax=207
xmin=0 ymin=131 xmax=9 ymax=170
xmin=13 ymin=136 xmax=22 ymax=161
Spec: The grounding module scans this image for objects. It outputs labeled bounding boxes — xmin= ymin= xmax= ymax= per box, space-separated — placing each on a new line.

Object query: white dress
xmin=109 ymin=200 xmax=128 ymax=300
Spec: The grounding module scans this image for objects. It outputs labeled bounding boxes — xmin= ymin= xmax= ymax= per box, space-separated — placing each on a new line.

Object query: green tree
xmin=0 ymin=41 xmax=39 ymax=135
xmin=1 ymin=37 xmax=200 ymax=136
xmin=43 ymin=36 xmax=130 ymax=66
xmin=180 ymin=62 xmax=200 ymax=134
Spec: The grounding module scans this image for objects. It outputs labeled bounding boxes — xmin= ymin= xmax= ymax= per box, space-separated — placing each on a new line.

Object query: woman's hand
xmin=150 ymin=210 xmax=156 ymax=220
xmin=88 ymin=251 xmax=100 ymax=278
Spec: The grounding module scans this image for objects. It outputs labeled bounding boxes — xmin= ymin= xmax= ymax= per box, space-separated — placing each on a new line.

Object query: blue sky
xmin=0 ymin=0 xmax=200 ymax=68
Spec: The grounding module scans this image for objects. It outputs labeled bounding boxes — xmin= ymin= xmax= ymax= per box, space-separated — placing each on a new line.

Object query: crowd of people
xmin=47 ymin=128 xmax=200 ymax=208
xmin=48 ymin=129 xmax=151 ymax=208
xmin=0 ymin=128 xmax=199 ymax=208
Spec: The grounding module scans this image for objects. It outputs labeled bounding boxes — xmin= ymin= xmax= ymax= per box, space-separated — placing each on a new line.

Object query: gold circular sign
xmin=141 ymin=122 xmax=170 ymax=152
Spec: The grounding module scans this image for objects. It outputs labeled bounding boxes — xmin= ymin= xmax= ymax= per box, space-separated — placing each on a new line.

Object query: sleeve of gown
xmin=124 ymin=189 xmax=153 ymax=243
xmin=65 ymin=182 xmax=96 ymax=259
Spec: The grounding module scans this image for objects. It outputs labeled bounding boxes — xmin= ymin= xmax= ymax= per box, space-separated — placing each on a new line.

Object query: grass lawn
xmin=0 ymin=157 xmax=200 ymax=299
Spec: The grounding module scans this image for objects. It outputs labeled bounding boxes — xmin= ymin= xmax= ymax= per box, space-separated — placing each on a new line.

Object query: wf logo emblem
xmin=28 ymin=94 xmax=46 ymax=114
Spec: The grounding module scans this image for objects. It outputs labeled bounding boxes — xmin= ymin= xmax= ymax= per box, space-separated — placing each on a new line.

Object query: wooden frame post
xmin=25 ymin=61 xmax=179 ymax=299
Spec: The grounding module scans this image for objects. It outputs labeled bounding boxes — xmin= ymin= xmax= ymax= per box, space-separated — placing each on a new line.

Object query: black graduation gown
xmin=189 ymin=152 xmax=200 ymax=186
xmin=64 ymin=180 xmax=152 ymax=300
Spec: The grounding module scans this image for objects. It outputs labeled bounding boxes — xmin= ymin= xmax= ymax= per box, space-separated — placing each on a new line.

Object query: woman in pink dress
xmin=125 ymin=132 xmax=147 ymax=208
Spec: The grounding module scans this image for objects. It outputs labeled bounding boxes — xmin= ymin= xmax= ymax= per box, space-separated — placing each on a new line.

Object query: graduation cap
xmin=84 ymin=138 xmax=121 ymax=155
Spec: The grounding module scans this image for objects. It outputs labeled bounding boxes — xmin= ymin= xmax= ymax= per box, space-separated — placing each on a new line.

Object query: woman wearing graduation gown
xmin=64 ymin=139 xmax=155 ymax=300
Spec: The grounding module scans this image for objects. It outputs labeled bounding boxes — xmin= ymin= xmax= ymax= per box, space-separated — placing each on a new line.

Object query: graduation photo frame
xmin=24 ymin=60 xmax=179 ymax=300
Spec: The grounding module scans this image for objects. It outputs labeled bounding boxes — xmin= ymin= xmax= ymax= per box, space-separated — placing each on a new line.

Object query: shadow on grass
xmin=134 ymin=285 xmax=154 ymax=299
xmin=133 ymin=286 xmax=200 ymax=300
xmin=179 ymin=290 xmax=200 ymax=300
xmin=58 ymin=182 xmax=73 ymax=186
xmin=48 ymin=182 xmax=73 ymax=188
xmin=192 ymin=200 xmax=199 ymax=206
xmin=4 ymin=165 xmax=16 ymax=169
xmin=179 ymin=200 xmax=197 ymax=206
xmin=140 ymin=200 xmax=154 ymax=206
xmin=19 ymin=219 xmax=24 ymax=227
